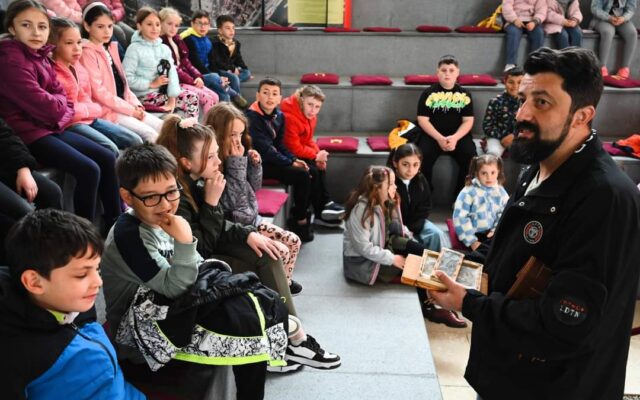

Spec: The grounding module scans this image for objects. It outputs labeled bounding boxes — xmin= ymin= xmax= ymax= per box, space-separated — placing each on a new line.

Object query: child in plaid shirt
xmin=482 ymin=67 xmax=523 ymax=156
xmin=452 ymin=154 xmax=509 ymax=262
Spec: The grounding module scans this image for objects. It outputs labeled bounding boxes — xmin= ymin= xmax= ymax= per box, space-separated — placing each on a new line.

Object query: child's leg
xmin=28 ymin=134 xmax=101 ymax=221
xmin=594 ymin=20 xmax=616 ymax=66
xmin=201 ymin=73 xmax=231 ymax=102
xmin=181 ymin=83 xmax=219 ymax=116
xmin=66 ymin=123 xmax=119 ymax=156
xmin=566 ymin=26 xmax=583 ymax=47
xmin=527 ymin=24 xmax=545 ymax=53
xmin=238 ymin=67 xmax=252 ymax=82
xmin=451 ymin=136 xmax=478 ymax=195
xmin=257 ymin=221 xmax=301 ymax=284
xmin=504 ymin=24 xmax=524 ymax=65
xmin=116 ymin=114 xmax=160 ymax=142
xmin=415 ymin=133 xmax=443 ymax=191
xmin=0 ymin=180 xmax=35 ymax=220
xmin=90 ymin=118 xmax=143 ymax=149
xmin=57 ymin=130 xmax=121 ymax=224
xmin=553 ymin=30 xmax=569 ymax=49
xmin=304 ymin=159 xmax=331 ymax=220
xmin=262 ymin=163 xmax=311 ymax=222
xmin=485 ymin=137 xmax=505 ymax=156
xmin=416 ymin=220 xmax=445 ymax=252
xmin=617 ymin=21 xmax=638 ymax=69
xmin=232 ymin=363 xmax=267 ymax=400
xmin=31 ymin=171 xmax=63 ymax=210
xmin=174 ymin=89 xmax=201 ymax=119
xmin=219 ymin=70 xmax=241 ymax=93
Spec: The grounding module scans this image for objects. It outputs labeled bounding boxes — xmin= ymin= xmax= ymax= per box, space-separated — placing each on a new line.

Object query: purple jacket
xmin=161 ymin=34 xmax=203 ymax=86
xmin=0 ymin=40 xmax=74 ymax=145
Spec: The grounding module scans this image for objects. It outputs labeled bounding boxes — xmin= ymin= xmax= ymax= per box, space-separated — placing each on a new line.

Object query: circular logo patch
xmin=523 ymin=221 xmax=543 ymax=244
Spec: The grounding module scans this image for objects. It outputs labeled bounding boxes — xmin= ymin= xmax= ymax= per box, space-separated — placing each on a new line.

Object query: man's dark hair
xmin=216 ymin=14 xmax=234 ymax=28
xmin=258 ymin=77 xmax=282 ymax=91
xmin=190 ymin=10 xmax=209 ymax=23
xmin=5 ymin=209 xmax=103 ymax=281
xmin=438 ymin=54 xmax=459 ymax=67
xmin=524 ymin=47 xmax=603 ymax=113
xmin=504 ymin=66 xmax=524 ymax=79
xmin=116 ymin=143 xmax=177 ymax=191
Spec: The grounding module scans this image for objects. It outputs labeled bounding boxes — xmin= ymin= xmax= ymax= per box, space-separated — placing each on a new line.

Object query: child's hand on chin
xmin=159 ymin=214 xmax=193 ymax=244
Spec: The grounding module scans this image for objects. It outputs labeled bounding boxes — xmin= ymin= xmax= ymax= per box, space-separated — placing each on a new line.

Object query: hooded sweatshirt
xmin=0 ymin=267 xmax=143 ymax=399
xmin=0 ymin=40 xmax=74 ymax=145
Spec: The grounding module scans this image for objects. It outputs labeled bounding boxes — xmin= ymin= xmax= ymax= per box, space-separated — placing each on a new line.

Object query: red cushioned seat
xmin=603 ymin=75 xmax=640 ymax=88
xmin=256 ymin=189 xmax=289 ymax=216
xmin=603 ymin=141 xmax=629 ymax=156
xmin=316 ymin=136 xmax=359 ymax=152
xmin=363 ymin=26 xmax=402 ymax=32
xmin=457 ymin=74 xmax=498 ymax=86
xmin=446 ymin=218 xmax=467 ymax=251
xmin=262 ymin=178 xmax=281 ymax=186
xmin=300 ymin=72 xmax=340 ymax=84
xmin=455 ymin=25 xmax=501 ymax=33
xmin=261 ymin=25 xmax=298 ymax=32
xmin=404 ymin=74 xmax=439 ymax=85
xmin=367 ymin=136 xmax=390 ymax=151
xmin=323 ymin=27 xmax=361 ymax=32
xmin=416 ymin=25 xmax=452 ymax=33
xmin=351 ymin=74 xmax=392 ymax=86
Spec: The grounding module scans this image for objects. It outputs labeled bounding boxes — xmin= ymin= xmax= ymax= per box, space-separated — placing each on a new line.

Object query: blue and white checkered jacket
xmin=453 ymin=178 xmax=509 ymax=247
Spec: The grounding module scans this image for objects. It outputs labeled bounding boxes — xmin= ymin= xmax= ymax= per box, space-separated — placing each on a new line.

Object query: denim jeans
xmin=202 ymin=72 xmax=239 ymax=102
xmin=552 ymin=26 xmax=583 ymax=49
xmin=415 ymin=220 xmax=445 ymax=252
xmin=68 ymin=119 xmax=142 ymax=155
xmin=218 ymin=68 xmax=251 ymax=93
xmin=504 ymin=24 xmax=545 ymax=65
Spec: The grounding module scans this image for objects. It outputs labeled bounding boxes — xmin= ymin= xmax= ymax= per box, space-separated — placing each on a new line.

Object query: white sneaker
xmin=267 ymin=360 xmax=304 ymax=373
xmin=286 ymin=335 xmax=341 ymax=369
xmin=504 ymin=64 xmax=517 ymax=72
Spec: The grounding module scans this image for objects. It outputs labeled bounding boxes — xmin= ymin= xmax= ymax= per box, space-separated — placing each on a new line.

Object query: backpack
xmin=477 ymin=5 xmax=503 ymax=32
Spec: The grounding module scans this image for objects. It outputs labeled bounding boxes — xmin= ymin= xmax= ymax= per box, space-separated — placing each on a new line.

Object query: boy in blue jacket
xmin=0 ymin=209 xmax=143 ymax=400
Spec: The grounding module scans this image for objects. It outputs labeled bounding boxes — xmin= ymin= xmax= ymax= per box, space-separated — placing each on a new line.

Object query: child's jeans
xmin=504 ymin=23 xmax=544 ymax=65
xmin=552 ymin=26 xmax=582 ymax=49
xmin=202 ymin=72 xmax=239 ymax=102
xmin=415 ymin=220 xmax=445 ymax=252
xmin=219 ymin=68 xmax=251 ymax=93
xmin=68 ymin=119 xmax=142 ymax=156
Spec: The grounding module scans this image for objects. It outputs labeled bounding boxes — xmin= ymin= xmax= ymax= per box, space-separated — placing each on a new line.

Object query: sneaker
xmin=320 ymin=201 xmax=345 ymax=221
xmin=422 ymin=303 xmax=467 ymax=328
xmin=267 ymin=360 xmax=304 ymax=373
xmin=287 ymin=218 xmax=314 ymax=243
xmin=313 ymin=216 xmax=343 ymax=228
xmin=231 ymin=94 xmax=248 ymax=109
xmin=289 ymin=280 xmax=303 ymax=296
xmin=504 ymin=64 xmax=517 ymax=73
xmin=286 ymin=335 xmax=341 ymax=369
xmin=601 ymin=66 xmax=609 ymax=77
xmin=615 ymin=67 xmax=630 ymax=79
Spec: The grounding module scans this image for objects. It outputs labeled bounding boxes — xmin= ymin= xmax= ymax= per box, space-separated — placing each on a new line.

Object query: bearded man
xmin=430 ymin=47 xmax=640 ymax=400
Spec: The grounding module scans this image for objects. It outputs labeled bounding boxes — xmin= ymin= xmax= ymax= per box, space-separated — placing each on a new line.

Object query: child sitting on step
xmin=343 ymin=166 xmax=467 ymax=328
xmin=482 ymin=67 xmax=524 ymax=156
xmin=453 ymin=154 xmax=510 ymax=263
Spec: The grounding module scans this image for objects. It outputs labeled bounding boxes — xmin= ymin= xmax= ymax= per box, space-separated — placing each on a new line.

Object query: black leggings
xmin=262 ymin=163 xmax=311 ymax=221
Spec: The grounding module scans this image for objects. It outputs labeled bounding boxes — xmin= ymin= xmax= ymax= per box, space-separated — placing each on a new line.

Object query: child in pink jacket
xmin=544 ymin=0 xmax=583 ymax=48
xmin=501 ymin=0 xmax=548 ymax=71
xmin=80 ymin=2 xmax=163 ymax=141
xmin=78 ymin=0 xmax=134 ymax=46
xmin=51 ymin=18 xmax=141 ymax=155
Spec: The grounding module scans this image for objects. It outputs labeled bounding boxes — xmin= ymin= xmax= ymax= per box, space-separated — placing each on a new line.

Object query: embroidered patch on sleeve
xmin=553 ymin=296 xmax=588 ymax=326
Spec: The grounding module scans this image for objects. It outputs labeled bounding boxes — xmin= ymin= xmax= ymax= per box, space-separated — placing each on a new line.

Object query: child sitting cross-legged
xmin=453 ymin=154 xmax=510 ymax=263
xmin=342 ymin=166 xmax=467 ymax=328
xmin=156 ymin=116 xmax=342 ymax=372
xmin=0 ymin=209 xmax=143 ymax=399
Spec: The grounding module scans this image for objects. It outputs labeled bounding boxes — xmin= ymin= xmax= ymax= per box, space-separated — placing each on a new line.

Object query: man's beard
xmin=510 ymin=116 xmax=572 ymax=164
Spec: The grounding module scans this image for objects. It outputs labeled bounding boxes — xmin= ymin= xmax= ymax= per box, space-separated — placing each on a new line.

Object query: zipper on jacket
xmin=69 ymin=323 xmax=117 ymax=375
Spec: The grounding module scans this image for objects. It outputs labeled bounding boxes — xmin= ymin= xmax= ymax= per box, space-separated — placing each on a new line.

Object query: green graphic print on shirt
xmin=425 ymin=91 xmax=471 ymax=112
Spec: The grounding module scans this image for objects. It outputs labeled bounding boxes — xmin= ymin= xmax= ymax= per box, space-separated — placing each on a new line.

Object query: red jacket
xmin=161 ymin=34 xmax=202 ymax=86
xmin=281 ymin=94 xmax=319 ymax=160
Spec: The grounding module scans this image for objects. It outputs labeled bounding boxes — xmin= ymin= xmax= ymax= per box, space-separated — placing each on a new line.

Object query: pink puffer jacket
xmin=502 ymin=0 xmax=548 ymax=25
xmin=544 ymin=0 xmax=582 ymax=34
xmin=41 ymin=0 xmax=82 ymax=23
xmin=53 ymin=59 xmax=104 ymax=127
xmin=78 ymin=0 xmax=126 ymax=23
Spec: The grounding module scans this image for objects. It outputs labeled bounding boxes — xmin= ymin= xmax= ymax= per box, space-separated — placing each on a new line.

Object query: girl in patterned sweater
xmin=453 ymin=154 xmax=510 ymax=262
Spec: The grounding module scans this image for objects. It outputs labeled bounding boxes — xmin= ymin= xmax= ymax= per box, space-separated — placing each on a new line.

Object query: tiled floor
xmin=425 ymin=300 xmax=640 ymax=399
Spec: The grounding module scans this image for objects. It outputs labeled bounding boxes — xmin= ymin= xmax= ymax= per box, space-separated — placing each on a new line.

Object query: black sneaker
xmin=320 ymin=201 xmax=345 ymax=221
xmin=287 ymin=218 xmax=314 ymax=243
xmin=286 ymin=335 xmax=341 ymax=369
xmin=289 ymin=280 xmax=303 ymax=296
xmin=267 ymin=360 xmax=304 ymax=373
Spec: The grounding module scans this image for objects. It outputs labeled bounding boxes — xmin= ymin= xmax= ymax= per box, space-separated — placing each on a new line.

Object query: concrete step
xmin=236 ymin=30 xmax=640 ymax=78
xmin=240 ymin=74 xmax=640 ymax=139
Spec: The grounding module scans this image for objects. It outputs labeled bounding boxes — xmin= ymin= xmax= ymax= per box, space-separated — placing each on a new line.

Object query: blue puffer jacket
xmin=122 ymin=31 xmax=181 ymax=98
xmin=0 ymin=267 xmax=144 ymax=399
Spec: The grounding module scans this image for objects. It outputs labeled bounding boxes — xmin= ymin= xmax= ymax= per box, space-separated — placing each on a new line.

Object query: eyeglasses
xmin=193 ymin=21 xmax=210 ymax=27
xmin=128 ymin=184 xmax=183 ymax=207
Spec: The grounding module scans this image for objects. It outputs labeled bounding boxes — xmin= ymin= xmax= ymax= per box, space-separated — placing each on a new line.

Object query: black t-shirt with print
xmin=416 ymin=83 xmax=474 ymax=137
